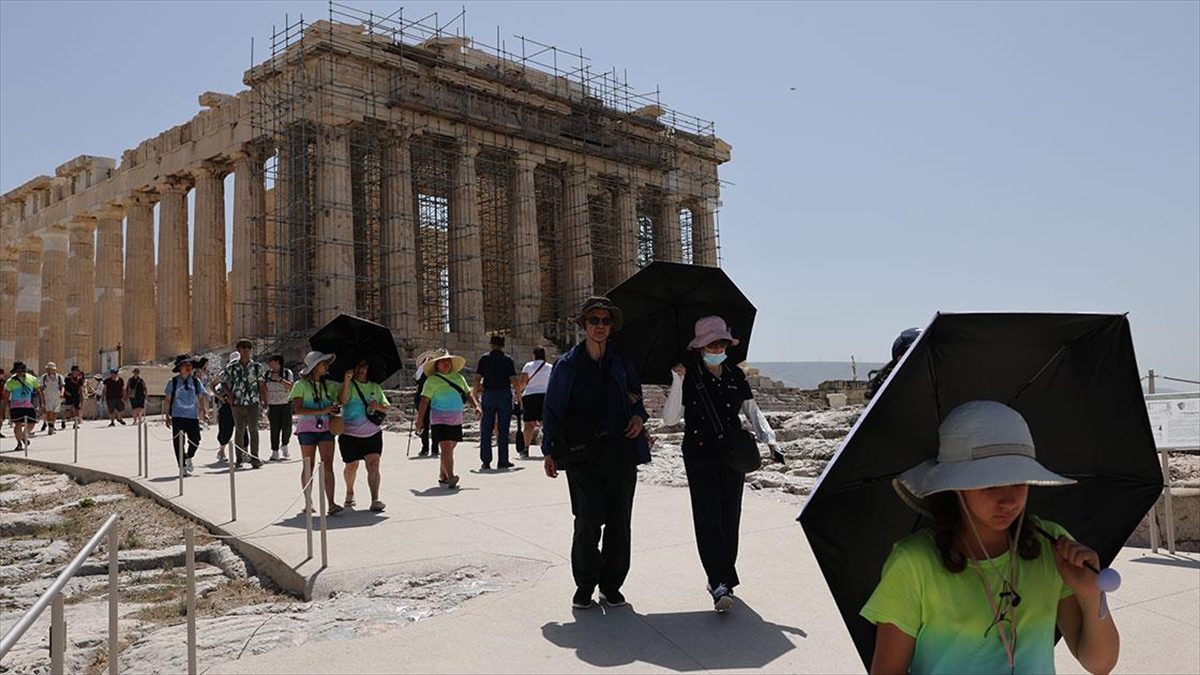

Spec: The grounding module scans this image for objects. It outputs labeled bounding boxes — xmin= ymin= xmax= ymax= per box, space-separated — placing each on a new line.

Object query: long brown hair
xmin=929 ymin=492 xmax=1040 ymax=573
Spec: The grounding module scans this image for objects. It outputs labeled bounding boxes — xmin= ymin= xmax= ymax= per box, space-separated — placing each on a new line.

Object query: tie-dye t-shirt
xmin=420 ymin=372 xmax=470 ymax=426
xmin=861 ymin=517 xmax=1074 ymax=675
xmin=290 ymin=378 xmax=341 ymax=434
xmin=5 ymin=374 xmax=39 ymax=409
xmin=341 ymin=380 xmax=388 ymax=438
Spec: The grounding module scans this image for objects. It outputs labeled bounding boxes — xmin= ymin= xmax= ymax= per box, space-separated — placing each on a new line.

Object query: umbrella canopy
xmin=798 ymin=312 xmax=1161 ymax=669
xmin=309 ymin=314 xmax=403 ymax=384
xmin=607 ymin=262 xmax=756 ymax=385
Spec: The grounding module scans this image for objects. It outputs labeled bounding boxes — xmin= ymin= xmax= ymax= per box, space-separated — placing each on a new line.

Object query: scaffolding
xmin=246 ymin=1 xmax=725 ymax=360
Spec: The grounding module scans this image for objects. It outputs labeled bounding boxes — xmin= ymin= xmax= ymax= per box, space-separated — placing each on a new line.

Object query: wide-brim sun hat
xmin=422 ymin=349 xmax=466 ymax=377
xmin=172 ymin=354 xmax=200 ymax=373
xmin=688 ymin=315 xmax=740 ymax=350
xmin=576 ymin=296 xmax=624 ymax=331
xmin=893 ymin=399 xmax=1075 ymax=517
xmin=300 ymin=350 xmax=336 ymax=376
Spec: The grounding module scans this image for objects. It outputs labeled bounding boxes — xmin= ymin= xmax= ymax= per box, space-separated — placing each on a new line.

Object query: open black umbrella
xmin=798 ymin=312 xmax=1161 ymax=670
xmin=607 ymin=262 xmax=756 ymax=386
xmin=309 ymin=314 xmax=403 ymax=384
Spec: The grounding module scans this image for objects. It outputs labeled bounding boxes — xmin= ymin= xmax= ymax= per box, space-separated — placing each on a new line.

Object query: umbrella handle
xmin=1034 ymin=524 xmax=1121 ymax=618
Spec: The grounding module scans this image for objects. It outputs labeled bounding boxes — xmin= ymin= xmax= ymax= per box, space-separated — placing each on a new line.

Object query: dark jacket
xmin=542 ymin=341 xmax=651 ymax=469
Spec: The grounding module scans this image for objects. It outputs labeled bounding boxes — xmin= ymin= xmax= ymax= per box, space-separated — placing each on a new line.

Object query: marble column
xmin=560 ymin=162 xmax=594 ymax=316
xmin=123 ymin=192 xmax=157 ymax=363
xmin=38 ymin=228 xmax=69 ymax=369
xmin=613 ymin=179 xmax=639 ymax=282
xmin=94 ymin=205 xmax=125 ymax=355
xmin=655 ymin=193 xmax=683 ymax=263
xmin=192 ymin=164 xmax=228 ymax=349
xmin=232 ymin=147 xmax=267 ymax=339
xmin=0 ymin=245 xmax=17 ymax=366
xmin=272 ymin=138 xmax=293 ymax=333
xmin=509 ymin=154 xmax=541 ymax=341
xmin=691 ymin=197 xmax=719 ymax=267
xmin=67 ymin=217 xmax=96 ymax=372
xmin=15 ymin=237 xmax=42 ymax=371
xmin=449 ymin=139 xmax=484 ymax=336
xmin=157 ymin=177 xmax=193 ymax=357
xmin=380 ymin=131 xmax=418 ymax=338
xmin=315 ymin=125 xmax=356 ymax=326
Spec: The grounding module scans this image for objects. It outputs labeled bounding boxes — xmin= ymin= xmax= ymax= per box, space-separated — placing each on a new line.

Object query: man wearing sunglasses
xmin=541 ymin=296 xmax=650 ymax=611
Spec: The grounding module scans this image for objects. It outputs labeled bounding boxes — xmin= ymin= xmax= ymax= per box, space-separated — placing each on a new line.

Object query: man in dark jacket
xmin=542 ymin=296 xmax=649 ymax=610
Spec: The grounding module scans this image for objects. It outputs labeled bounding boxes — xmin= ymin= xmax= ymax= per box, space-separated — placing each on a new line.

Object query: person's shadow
xmin=541 ymin=598 xmax=805 ymax=671
xmin=275 ymin=509 xmax=390 ymax=530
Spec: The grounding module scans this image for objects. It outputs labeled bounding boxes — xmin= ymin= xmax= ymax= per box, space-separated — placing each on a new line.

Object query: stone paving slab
xmin=3 ymin=420 xmax=1197 ymax=673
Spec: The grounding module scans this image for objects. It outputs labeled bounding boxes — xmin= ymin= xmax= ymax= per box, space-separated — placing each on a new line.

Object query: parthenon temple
xmin=0 ymin=6 xmax=729 ymax=373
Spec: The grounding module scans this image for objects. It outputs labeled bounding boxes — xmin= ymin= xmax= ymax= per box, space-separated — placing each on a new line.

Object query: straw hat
xmin=300 ymin=350 xmax=336 ymax=376
xmin=893 ymin=400 xmax=1075 ymax=517
xmin=422 ymin=348 xmax=466 ymax=377
xmin=687 ymin=316 xmax=740 ymax=350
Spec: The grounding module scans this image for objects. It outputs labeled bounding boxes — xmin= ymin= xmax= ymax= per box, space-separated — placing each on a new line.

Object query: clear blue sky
xmin=2 ymin=1 xmax=1197 ymax=380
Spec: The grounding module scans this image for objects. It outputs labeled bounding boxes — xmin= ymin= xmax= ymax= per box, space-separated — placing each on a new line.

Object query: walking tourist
xmin=337 ymin=359 xmax=389 ymax=512
xmin=413 ymin=350 xmax=434 ymax=457
xmin=265 ymin=354 xmax=294 ymax=461
xmin=517 ymin=346 xmax=553 ymax=455
xmin=62 ymin=365 xmax=85 ymax=429
xmin=103 ymin=368 xmax=126 ymax=426
xmin=292 ymin=351 xmax=343 ymax=515
xmin=862 ymin=401 xmax=1119 ymax=674
xmin=213 ymin=353 xmax=248 ymax=465
xmin=38 ymin=362 xmax=65 ymax=435
xmin=127 ymin=367 xmax=148 ymax=425
xmin=542 ymin=296 xmax=650 ymax=610
xmin=5 ymin=362 xmax=39 ymax=451
xmin=662 ymin=316 xmax=781 ymax=612
xmin=163 ymin=355 xmax=209 ymax=476
xmin=193 ymin=357 xmax=213 ymax=428
xmin=474 ymin=335 xmax=518 ymax=470
xmin=224 ymin=338 xmax=267 ymax=469
xmin=414 ymin=349 xmax=478 ymax=490
xmin=0 ymin=366 xmax=8 ymax=438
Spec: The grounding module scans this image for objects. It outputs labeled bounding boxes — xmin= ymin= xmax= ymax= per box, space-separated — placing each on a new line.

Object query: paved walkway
xmin=3 ymin=419 xmax=1197 ymax=673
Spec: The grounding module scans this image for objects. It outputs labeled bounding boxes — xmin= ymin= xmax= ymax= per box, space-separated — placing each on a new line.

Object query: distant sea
xmin=749 ymin=361 xmax=886 ymax=390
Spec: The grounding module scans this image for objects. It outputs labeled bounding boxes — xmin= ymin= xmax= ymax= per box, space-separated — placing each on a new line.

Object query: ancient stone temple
xmin=0 ymin=7 xmax=729 ymax=372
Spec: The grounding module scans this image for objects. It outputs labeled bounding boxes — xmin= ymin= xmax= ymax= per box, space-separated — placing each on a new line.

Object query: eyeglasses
xmin=586 ymin=317 xmax=613 ymax=326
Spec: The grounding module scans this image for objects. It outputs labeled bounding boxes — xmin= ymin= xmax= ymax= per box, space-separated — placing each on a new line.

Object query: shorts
xmin=431 ymin=424 xmax=463 ymax=444
xmin=63 ymin=402 xmax=80 ymax=414
xmin=521 ymin=394 xmax=545 ymax=422
xmin=106 ymin=399 xmax=125 ymax=413
xmin=10 ymin=408 xmax=37 ymax=423
xmin=43 ymin=393 xmax=62 ymax=414
xmin=297 ymin=431 xmax=335 ymax=446
xmin=339 ymin=432 xmax=383 ymax=463
xmin=130 ymin=399 xmax=146 ymax=410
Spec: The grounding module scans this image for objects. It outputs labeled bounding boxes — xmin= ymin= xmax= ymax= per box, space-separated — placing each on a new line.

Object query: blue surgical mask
xmin=702 ymin=352 xmax=727 ymax=366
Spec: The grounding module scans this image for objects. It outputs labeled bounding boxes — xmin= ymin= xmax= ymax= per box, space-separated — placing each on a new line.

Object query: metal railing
xmin=0 ymin=514 xmax=120 ymax=675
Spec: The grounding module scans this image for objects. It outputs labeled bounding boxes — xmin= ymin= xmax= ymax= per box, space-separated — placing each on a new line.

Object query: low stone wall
xmin=1126 ymin=487 xmax=1200 ymax=552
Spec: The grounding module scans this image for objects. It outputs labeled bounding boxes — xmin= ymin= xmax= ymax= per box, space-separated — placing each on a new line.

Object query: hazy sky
xmin=2 ymin=1 xmax=1197 ymax=380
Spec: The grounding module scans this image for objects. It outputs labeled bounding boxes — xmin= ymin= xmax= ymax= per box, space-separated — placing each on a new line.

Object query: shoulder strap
xmin=692 ymin=363 xmax=727 ymax=438
xmin=352 ymin=380 xmax=370 ymax=406
xmin=531 ymin=361 xmax=547 ymax=379
xmin=434 ymin=373 xmax=468 ymax=396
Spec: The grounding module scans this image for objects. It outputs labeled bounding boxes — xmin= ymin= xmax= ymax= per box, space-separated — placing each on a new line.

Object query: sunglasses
xmin=586 ymin=317 xmax=613 ymax=326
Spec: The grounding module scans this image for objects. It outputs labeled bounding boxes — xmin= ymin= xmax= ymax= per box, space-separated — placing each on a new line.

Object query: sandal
xmin=327 ymin=503 xmax=345 ymax=516
xmin=345 ymin=494 xmax=356 ymax=508
xmin=370 ymin=500 xmax=386 ymax=512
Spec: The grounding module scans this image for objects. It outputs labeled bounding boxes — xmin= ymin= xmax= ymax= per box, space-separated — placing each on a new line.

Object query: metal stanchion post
xmin=50 ymin=591 xmax=65 ymax=675
xmin=137 ymin=421 xmax=143 ymax=477
xmin=177 ymin=432 xmax=185 ymax=497
xmin=73 ymin=424 xmax=78 ymax=463
xmin=185 ymin=526 xmax=197 ymax=675
xmin=304 ymin=456 xmax=314 ymax=560
xmin=229 ymin=444 xmax=237 ymax=522
xmin=317 ymin=460 xmax=329 ymax=569
xmin=143 ymin=423 xmax=149 ymax=476
xmin=108 ymin=525 xmax=119 ymax=675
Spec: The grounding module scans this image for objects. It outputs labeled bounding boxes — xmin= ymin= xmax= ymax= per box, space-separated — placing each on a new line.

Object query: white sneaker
xmin=185 ymin=457 xmax=194 ymax=472
xmin=281 ymin=445 xmax=290 ymax=459
xmin=270 ymin=450 xmax=280 ymax=462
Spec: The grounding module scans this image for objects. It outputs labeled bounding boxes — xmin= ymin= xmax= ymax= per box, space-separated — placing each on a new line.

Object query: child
xmin=862 ymin=400 xmax=1119 ymax=674
xmin=414 ymin=349 xmax=479 ymax=490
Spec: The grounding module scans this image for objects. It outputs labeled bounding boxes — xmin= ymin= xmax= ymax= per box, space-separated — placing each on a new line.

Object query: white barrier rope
xmin=206 ymin=469 xmax=319 ymax=542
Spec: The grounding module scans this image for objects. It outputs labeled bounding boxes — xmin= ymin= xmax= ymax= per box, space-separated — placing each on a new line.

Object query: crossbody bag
xmin=352 ymin=380 xmax=387 ymax=426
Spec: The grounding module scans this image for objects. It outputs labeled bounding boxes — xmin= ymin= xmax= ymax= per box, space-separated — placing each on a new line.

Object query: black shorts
xmin=106 ymin=399 xmax=125 ymax=413
xmin=339 ymin=433 xmax=383 ymax=463
xmin=130 ymin=399 xmax=146 ymax=410
xmin=431 ymin=424 xmax=463 ymax=444
xmin=10 ymin=408 xmax=37 ymax=423
xmin=521 ymin=394 xmax=545 ymax=422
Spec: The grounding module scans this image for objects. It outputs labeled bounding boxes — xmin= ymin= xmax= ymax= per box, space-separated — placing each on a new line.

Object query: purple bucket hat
xmin=688 ymin=316 xmax=740 ymax=350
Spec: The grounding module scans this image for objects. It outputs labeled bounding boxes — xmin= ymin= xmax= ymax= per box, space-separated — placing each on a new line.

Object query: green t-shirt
xmin=289 ymin=378 xmax=342 ymax=434
xmin=861 ymin=516 xmax=1074 ymax=675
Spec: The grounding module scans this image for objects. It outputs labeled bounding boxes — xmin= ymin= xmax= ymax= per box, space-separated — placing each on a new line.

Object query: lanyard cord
xmin=959 ymin=493 xmax=1024 ymax=673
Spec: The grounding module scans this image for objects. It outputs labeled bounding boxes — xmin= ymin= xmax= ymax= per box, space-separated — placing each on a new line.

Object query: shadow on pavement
xmin=541 ymin=599 xmax=805 ymax=671
xmin=275 ymin=509 xmax=391 ymax=530
xmin=469 ymin=466 xmax=527 ymax=475
xmin=408 ymin=486 xmax=479 ymax=497
xmin=1129 ymin=554 xmax=1200 ymax=570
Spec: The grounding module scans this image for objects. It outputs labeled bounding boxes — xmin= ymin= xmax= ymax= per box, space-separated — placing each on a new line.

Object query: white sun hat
xmin=894 ymin=400 xmax=1075 ymax=516
xmin=300 ymin=350 xmax=336 ymax=376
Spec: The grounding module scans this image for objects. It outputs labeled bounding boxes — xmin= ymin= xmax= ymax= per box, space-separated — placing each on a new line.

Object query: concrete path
xmin=3 ymin=419 xmax=1197 ymax=673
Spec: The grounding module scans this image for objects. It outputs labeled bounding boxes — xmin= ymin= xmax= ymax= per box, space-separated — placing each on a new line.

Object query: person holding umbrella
xmin=542 ymin=296 xmax=650 ymax=610
xmin=414 ymin=349 xmax=478 ymax=489
xmin=861 ymin=400 xmax=1119 ymax=675
xmin=662 ymin=316 xmax=782 ymax=612
xmin=337 ymin=359 xmax=390 ymax=512
xmin=291 ymin=351 xmax=344 ymax=515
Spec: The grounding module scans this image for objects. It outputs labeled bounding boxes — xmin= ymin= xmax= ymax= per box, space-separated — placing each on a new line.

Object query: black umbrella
xmin=309 ymin=314 xmax=403 ymax=384
xmin=798 ymin=312 xmax=1161 ymax=670
xmin=607 ymin=262 xmax=756 ymax=386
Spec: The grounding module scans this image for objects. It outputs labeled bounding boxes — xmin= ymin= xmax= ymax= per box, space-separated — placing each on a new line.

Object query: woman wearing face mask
xmin=662 ymin=316 xmax=782 ymax=612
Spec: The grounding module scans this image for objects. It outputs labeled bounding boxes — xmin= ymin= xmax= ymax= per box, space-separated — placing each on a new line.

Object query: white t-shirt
xmin=521 ymin=360 xmax=552 ymax=396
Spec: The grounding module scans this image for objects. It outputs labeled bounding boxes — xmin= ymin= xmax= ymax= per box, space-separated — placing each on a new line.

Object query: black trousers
xmin=419 ymin=406 xmax=431 ymax=452
xmin=565 ymin=452 xmax=638 ymax=594
xmin=268 ymin=404 xmax=293 ymax=450
xmin=683 ymin=453 xmax=745 ymax=590
xmin=170 ymin=417 xmax=201 ymax=466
